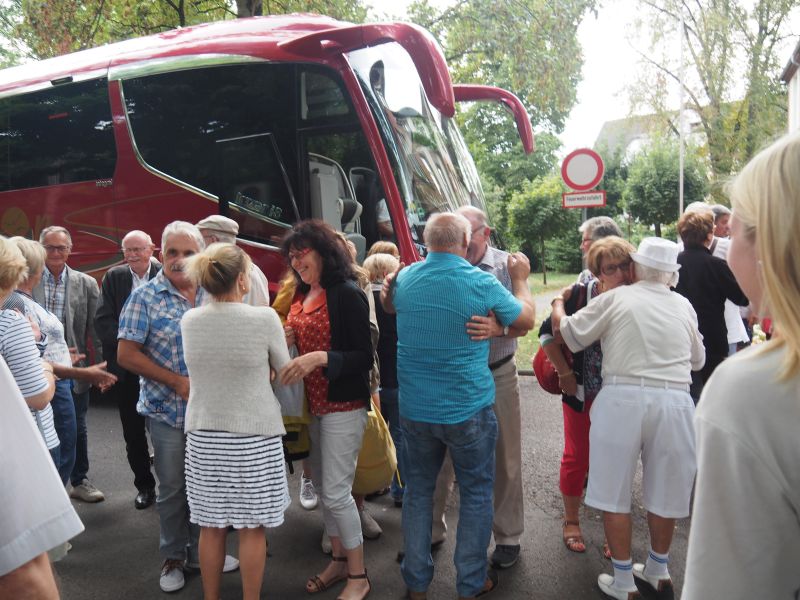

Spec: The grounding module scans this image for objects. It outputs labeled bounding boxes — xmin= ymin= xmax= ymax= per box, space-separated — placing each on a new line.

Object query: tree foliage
xmin=624 ymin=138 xmax=707 ymax=236
xmin=631 ymin=0 xmax=795 ymax=194
xmin=507 ymin=174 xmax=579 ymax=282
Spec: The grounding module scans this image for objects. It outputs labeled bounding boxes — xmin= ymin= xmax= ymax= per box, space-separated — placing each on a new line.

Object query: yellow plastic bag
xmin=352 ymin=401 xmax=397 ymax=496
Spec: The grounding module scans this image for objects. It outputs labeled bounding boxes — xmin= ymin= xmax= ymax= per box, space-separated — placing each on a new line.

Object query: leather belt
xmin=608 ymin=375 xmax=690 ymax=392
xmin=489 ymin=354 xmax=514 ymax=371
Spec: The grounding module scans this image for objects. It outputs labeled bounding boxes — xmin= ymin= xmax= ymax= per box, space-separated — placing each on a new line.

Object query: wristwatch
xmin=502 ymin=325 xmax=510 ymax=337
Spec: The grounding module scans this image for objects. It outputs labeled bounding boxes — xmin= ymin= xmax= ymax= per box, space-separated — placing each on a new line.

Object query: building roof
xmin=780 ymin=38 xmax=800 ymax=83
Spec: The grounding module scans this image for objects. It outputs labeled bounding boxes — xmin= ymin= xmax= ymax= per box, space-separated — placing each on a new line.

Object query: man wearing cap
xmin=551 ymin=237 xmax=705 ymax=600
xmin=195 ymin=215 xmax=270 ymax=307
xmin=95 ymin=230 xmax=160 ymax=509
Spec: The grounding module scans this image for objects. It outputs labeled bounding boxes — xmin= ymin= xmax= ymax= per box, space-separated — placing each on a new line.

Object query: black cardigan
xmin=323 ymin=279 xmax=373 ymax=405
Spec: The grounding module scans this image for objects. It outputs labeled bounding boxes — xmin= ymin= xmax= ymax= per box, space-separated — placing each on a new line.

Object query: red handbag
xmin=532 ymin=344 xmax=573 ymax=395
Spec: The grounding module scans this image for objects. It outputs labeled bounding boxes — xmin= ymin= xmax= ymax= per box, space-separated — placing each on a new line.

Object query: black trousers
xmin=115 ymin=374 xmax=156 ymax=492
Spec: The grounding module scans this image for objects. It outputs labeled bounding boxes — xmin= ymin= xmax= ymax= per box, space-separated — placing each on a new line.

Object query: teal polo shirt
xmin=393 ymin=251 xmax=522 ymax=424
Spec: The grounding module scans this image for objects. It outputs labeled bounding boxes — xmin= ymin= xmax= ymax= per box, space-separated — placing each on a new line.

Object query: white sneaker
xmin=69 ymin=479 xmax=105 ymax=503
xmin=186 ymin=554 xmax=240 ymax=573
xmin=597 ymin=573 xmax=641 ymax=599
xmin=321 ymin=530 xmax=332 ymax=555
xmin=359 ymin=506 xmax=382 ymax=539
xmin=48 ymin=541 xmax=72 ymax=563
xmin=632 ymin=563 xmax=673 ymax=595
xmin=299 ymin=475 xmax=318 ymax=510
xmin=159 ymin=559 xmax=185 ymax=593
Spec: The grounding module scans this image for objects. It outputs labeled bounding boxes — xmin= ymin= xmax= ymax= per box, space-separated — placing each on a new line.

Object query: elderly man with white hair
xmin=95 ymin=230 xmax=160 ymax=509
xmin=195 ymin=215 xmax=270 ymax=307
xmin=551 ymin=237 xmax=705 ymax=600
xmin=381 ymin=212 xmax=534 ymax=600
xmin=118 ymin=221 xmax=238 ymax=593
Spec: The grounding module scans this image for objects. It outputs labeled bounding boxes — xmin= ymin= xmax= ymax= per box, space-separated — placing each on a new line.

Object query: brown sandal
xmin=335 ymin=570 xmax=371 ymax=600
xmin=562 ymin=520 xmax=586 ymax=553
xmin=306 ymin=556 xmax=348 ymax=593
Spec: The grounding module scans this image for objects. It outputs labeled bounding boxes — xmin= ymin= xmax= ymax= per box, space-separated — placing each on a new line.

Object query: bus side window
xmin=0 ymin=78 xmax=115 ymax=192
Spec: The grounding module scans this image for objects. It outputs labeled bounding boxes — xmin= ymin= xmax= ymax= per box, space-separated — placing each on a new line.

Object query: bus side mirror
xmin=452 ymin=85 xmax=535 ymax=155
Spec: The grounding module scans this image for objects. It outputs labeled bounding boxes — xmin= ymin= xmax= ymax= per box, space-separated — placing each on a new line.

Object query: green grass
xmin=515 ymin=271 xmax=578 ymax=372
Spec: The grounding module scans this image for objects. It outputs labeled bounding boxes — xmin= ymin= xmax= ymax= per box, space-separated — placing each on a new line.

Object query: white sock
xmin=611 ymin=557 xmax=636 ymax=590
xmin=644 ymin=548 xmax=669 ymax=579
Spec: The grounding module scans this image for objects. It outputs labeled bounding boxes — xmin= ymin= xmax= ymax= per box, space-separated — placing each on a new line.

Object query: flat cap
xmin=195 ymin=215 xmax=239 ymax=236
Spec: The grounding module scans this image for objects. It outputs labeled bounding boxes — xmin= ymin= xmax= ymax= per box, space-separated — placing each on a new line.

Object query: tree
xmin=507 ymin=174 xmax=578 ymax=284
xmin=624 ymin=138 xmax=707 ymax=237
xmin=630 ymin=0 xmax=794 ymax=194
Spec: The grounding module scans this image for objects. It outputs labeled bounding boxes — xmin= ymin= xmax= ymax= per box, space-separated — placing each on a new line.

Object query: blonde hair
xmin=185 ymin=242 xmax=251 ymax=298
xmin=585 ymin=236 xmax=636 ymax=278
xmin=728 ymin=131 xmax=800 ymax=379
xmin=0 ymin=237 xmax=29 ymax=295
xmin=366 ymin=240 xmax=400 ymax=259
xmin=363 ymin=253 xmax=399 ymax=283
xmin=9 ymin=237 xmax=46 ymax=279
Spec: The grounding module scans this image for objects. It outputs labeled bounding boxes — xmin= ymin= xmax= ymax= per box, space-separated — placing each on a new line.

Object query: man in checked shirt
xmin=117 ymin=221 xmax=238 ymax=594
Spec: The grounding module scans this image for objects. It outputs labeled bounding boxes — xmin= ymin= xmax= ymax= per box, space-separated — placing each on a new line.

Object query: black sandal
xmin=335 ymin=570 xmax=371 ymax=600
xmin=306 ymin=556 xmax=347 ymax=594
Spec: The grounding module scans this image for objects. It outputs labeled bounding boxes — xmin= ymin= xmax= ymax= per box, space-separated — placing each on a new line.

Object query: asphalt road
xmin=55 ymin=375 xmax=689 ymax=600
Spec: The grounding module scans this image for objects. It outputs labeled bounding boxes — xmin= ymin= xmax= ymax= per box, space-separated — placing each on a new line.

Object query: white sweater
xmin=181 ymin=302 xmax=290 ymax=437
xmin=683 ymin=344 xmax=800 ymax=599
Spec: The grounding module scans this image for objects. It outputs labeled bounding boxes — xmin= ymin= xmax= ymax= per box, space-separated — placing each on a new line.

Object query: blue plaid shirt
xmin=118 ymin=270 xmax=206 ymax=429
xmin=42 ymin=267 xmax=66 ymax=324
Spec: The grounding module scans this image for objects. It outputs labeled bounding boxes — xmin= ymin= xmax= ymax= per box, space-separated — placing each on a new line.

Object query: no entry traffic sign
xmin=561 ymin=148 xmax=605 ymax=192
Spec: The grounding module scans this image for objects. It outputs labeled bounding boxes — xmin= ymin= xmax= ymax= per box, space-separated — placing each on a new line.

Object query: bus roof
xmin=0 ymin=14 xmax=351 ymax=93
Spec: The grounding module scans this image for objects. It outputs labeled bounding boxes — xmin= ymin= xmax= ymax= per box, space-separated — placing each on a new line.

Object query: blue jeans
xmin=70 ymin=387 xmax=90 ymax=485
xmin=147 ymin=417 xmax=199 ymax=561
xmin=380 ymin=387 xmax=405 ymax=500
xmin=51 ymin=379 xmax=76 ymax=485
xmin=400 ymin=405 xmax=498 ymax=597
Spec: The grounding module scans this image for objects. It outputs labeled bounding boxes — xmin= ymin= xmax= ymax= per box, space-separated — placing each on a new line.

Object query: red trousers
xmin=559 ymin=401 xmax=592 ymax=497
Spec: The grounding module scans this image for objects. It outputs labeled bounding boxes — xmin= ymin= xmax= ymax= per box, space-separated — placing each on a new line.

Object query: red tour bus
xmin=0 ymin=15 xmax=533 ymax=290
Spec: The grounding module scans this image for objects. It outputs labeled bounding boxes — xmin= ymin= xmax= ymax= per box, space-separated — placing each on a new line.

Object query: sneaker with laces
xmin=597 ymin=573 xmax=642 ymax=600
xmin=490 ymin=544 xmax=520 ymax=569
xmin=186 ymin=554 xmax=240 ymax=573
xmin=69 ymin=479 xmax=105 ymax=503
xmin=160 ymin=559 xmax=185 ymax=593
xmin=299 ymin=475 xmax=318 ymax=510
xmin=359 ymin=506 xmax=382 ymax=539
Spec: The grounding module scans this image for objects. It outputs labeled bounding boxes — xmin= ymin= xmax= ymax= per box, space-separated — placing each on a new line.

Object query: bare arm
xmin=118 ymin=339 xmax=189 ymax=400
xmin=25 ymin=363 xmax=56 ymax=411
xmin=542 ymin=341 xmax=576 ymax=396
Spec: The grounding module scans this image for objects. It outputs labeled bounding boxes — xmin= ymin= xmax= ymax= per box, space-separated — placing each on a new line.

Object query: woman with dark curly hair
xmin=278 ymin=220 xmax=373 ymax=600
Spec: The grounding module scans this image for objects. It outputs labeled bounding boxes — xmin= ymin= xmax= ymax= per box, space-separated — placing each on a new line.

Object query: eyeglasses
xmin=600 ymin=261 xmax=631 ymax=276
xmin=122 ymin=246 xmax=148 ymax=254
xmin=44 ymin=245 xmax=71 ymax=254
xmin=288 ymin=248 xmax=311 ymax=262
xmin=581 ymin=237 xmax=592 ymax=245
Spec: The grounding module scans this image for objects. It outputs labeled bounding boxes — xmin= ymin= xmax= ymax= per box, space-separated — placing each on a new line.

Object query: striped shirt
xmin=118 ymin=270 xmax=206 ymax=429
xmin=42 ymin=268 xmax=67 ymax=324
xmin=476 ymin=245 xmax=518 ymax=364
xmin=392 ymin=252 xmax=522 ymax=424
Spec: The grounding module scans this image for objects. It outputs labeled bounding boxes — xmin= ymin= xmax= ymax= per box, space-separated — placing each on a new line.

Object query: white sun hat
xmin=630 ymin=237 xmax=681 ymax=272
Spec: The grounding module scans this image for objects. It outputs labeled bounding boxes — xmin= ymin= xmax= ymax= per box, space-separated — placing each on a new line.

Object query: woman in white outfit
xmin=182 ymin=242 xmax=291 ymax=600
xmin=683 ymin=132 xmax=800 ymax=599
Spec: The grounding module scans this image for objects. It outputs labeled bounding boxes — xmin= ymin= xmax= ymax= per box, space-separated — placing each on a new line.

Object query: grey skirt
xmin=185 ymin=430 xmax=290 ymax=529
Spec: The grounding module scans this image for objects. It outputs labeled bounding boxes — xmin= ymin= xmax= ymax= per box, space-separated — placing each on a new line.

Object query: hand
xmin=85 ymin=362 xmax=118 ymax=389
xmin=68 ymin=347 xmax=86 ymax=365
xmin=507 ymin=252 xmax=531 ymax=282
xmin=279 ymin=352 xmax=324 ymax=386
xmin=559 ymin=371 xmax=578 ymax=396
xmin=171 ymin=375 xmax=190 ymax=401
xmin=284 ymin=325 xmax=296 ymax=348
xmin=560 ymin=285 xmax=573 ymax=302
xmin=382 ymin=262 xmax=405 ymax=296
xmin=466 ymin=311 xmax=504 ymax=341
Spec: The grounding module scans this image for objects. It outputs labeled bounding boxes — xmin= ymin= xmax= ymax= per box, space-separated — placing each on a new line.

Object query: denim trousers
xmin=51 ymin=379 xmax=76 ymax=485
xmin=308 ymin=408 xmax=367 ymax=550
xmin=400 ymin=405 xmax=498 ymax=597
xmin=379 ymin=387 xmax=405 ymax=499
xmin=70 ymin=387 xmax=90 ymax=485
xmin=147 ymin=417 xmax=199 ymax=561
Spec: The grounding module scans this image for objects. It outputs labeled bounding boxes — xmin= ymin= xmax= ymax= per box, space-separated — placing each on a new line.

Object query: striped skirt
xmin=185 ymin=430 xmax=290 ymax=529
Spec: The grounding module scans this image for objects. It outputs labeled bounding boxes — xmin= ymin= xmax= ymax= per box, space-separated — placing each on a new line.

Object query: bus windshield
xmin=347 ymin=43 xmax=485 ymax=249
